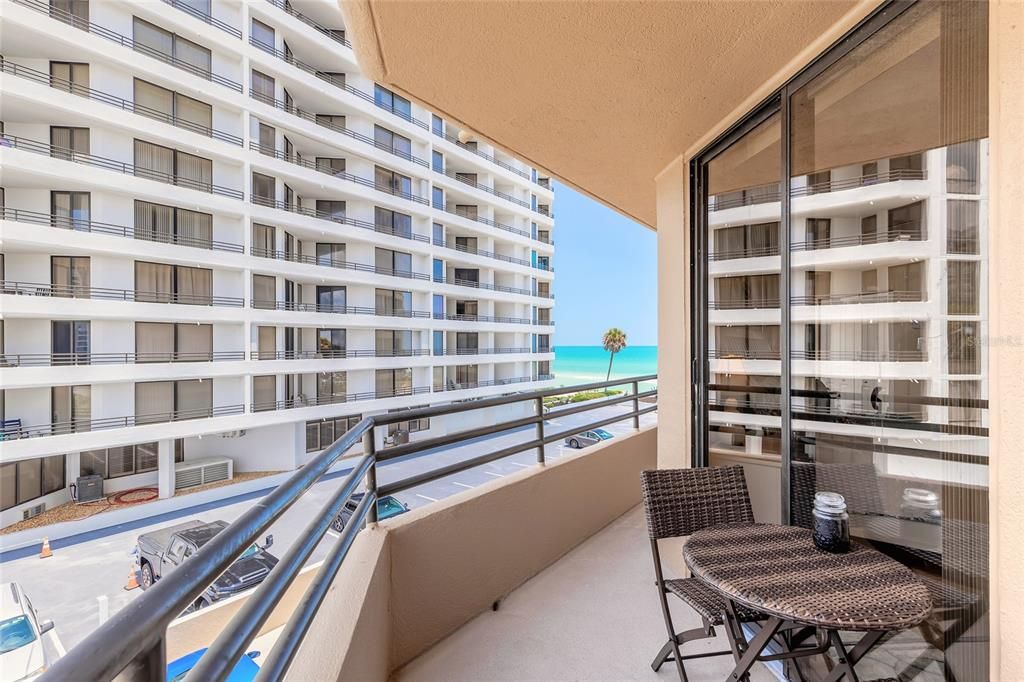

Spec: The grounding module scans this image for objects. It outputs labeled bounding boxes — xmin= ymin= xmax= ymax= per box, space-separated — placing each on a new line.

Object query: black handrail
xmin=250 ymin=349 xmax=430 ymax=360
xmin=437 ymin=377 xmax=533 ymax=392
xmin=1 ymin=60 xmax=243 ymax=145
xmin=2 ymin=134 xmax=243 ymax=200
xmin=252 ymin=386 xmax=431 ymax=412
xmin=440 ymin=207 xmax=533 ymax=240
xmin=792 ymin=290 xmax=925 ymax=306
xmin=262 ymin=0 xmax=350 ymax=47
xmin=1 ymin=207 xmax=244 ymax=253
xmin=250 ymin=247 xmax=428 ymax=280
xmin=40 ymin=375 xmax=657 ymax=682
xmin=251 ymin=299 xmax=432 ymax=318
xmin=1 ymin=351 xmax=245 ymax=367
xmin=249 ymin=197 xmax=430 ymax=243
xmin=13 ymin=0 xmax=243 ymax=91
xmin=3 ymin=404 xmax=246 ymax=440
xmin=433 ymin=128 xmax=532 ymax=181
xmin=434 ymin=312 xmax=534 ymax=325
xmin=159 ymin=0 xmax=241 ymax=38
xmin=441 ymin=168 xmax=532 ymax=210
xmin=442 ymin=347 xmax=532 ymax=356
xmin=1 ymin=280 xmax=244 ymax=307
xmin=790 ymin=168 xmax=927 ymax=198
xmin=790 ymin=228 xmax=924 ymax=252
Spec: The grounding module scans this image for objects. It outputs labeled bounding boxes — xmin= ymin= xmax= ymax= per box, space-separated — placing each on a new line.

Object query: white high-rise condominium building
xmin=0 ymin=0 xmax=556 ymax=527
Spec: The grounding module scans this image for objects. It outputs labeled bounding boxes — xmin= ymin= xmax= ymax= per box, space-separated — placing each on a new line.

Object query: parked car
xmin=167 ymin=648 xmax=260 ymax=682
xmin=332 ymin=493 xmax=410 ymax=532
xmin=0 ymin=582 xmax=58 ymax=682
xmin=564 ymin=428 xmax=615 ymax=449
xmin=135 ymin=520 xmax=278 ymax=611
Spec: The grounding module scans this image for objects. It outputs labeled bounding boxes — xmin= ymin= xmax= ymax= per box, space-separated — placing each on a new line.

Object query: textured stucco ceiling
xmin=342 ymin=0 xmax=859 ymax=228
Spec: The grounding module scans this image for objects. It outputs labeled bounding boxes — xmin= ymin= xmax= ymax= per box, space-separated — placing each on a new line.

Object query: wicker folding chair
xmin=640 ymin=465 xmax=762 ymax=682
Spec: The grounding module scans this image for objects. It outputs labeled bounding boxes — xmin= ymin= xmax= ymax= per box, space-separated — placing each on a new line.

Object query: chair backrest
xmin=791 ymin=461 xmax=885 ymax=528
xmin=640 ymin=465 xmax=755 ymax=540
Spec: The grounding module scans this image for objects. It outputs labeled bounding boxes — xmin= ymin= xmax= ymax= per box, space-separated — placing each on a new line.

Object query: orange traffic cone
xmin=39 ymin=537 xmax=53 ymax=559
xmin=124 ymin=565 xmax=140 ymax=591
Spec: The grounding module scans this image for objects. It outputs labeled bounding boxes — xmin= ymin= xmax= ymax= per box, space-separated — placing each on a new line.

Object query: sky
xmin=549 ymin=181 xmax=657 ymax=346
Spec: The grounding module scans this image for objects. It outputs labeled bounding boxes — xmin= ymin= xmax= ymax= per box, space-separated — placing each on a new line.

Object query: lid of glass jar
xmin=902 ymin=488 xmax=939 ymax=505
xmin=814 ymin=491 xmax=847 ymax=512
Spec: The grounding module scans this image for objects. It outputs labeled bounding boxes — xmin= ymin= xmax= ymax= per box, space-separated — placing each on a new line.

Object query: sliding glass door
xmin=693 ymin=1 xmax=988 ymax=677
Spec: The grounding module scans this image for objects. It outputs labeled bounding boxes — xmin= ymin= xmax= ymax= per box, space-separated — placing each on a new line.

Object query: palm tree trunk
xmin=606 ymin=351 xmax=615 ymax=383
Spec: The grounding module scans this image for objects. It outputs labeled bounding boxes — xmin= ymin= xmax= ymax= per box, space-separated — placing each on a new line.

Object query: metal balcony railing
xmin=792 ymin=290 xmax=925 ymax=306
xmin=709 ymin=182 xmax=782 ymax=212
xmin=791 ymin=228 xmax=924 ymax=252
xmin=158 ymin=0 xmax=241 ymax=38
xmin=433 ymin=238 xmax=533 ymax=268
xmin=1 ymin=60 xmax=243 ymax=146
xmin=0 ymin=351 xmax=245 ymax=367
xmin=710 ymin=298 xmax=781 ymax=310
xmin=1 ymin=281 xmax=244 ymax=307
xmin=708 ymin=349 xmax=782 ymax=360
xmin=247 ymin=91 xmax=431 ymax=168
xmin=40 ymin=374 xmax=657 ymax=682
xmin=790 ymin=168 xmax=928 ymax=198
xmin=249 ymin=142 xmax=428 ymax=205
xmin=790 ymin=349 xmax=928 ymax=362
xmin=1 ymin=207 xmax=245 ymax=253
xmin=434 ymin=277 xmax=533 ymax=297
xmin=434 ymin=312 xmax=534 ymax=325
xmin=263 ymin=0 xmax=350 ymax=47
xmin=13 ymin=0 xmax=243 ymax=91
xmin=537 ymin=373 xmax=555 ymax=380
xmin=432 ymin=128 xmax=533 ymax=181
xmin=249 ymin=349 xmax=430 ymax=360
xmin=249 ymin=247 xmax=429 ymax=281
xmin=1 ymin=404 xmax=246 ymax=441
xmin=443 ymin=347 xmax=532 ymax=356
xmin=441 ymin=168 xmax=531 ymax=210
xmin=249 ymin=196 xmax=429 ymax=244
xmin=252 ymin=386 xmax=431 ymax=413
xmin=1 ymin=135 xmax=243 ymax=200
xmin=440 ymin=207 xmax=533 ymax=240
xmin=710 ymin=244 xmax=781 ymax=261
xmin=438 ymin=377 xmax=533 ymax=392
xmin=251 ymin=299 xmax=432 ymax=319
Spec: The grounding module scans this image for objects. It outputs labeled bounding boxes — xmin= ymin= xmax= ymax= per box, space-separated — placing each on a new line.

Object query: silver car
xmin=564 ymin=428 xmax=614 ymax=449
xmin=0 ymin=582 xmax=58 ymax=682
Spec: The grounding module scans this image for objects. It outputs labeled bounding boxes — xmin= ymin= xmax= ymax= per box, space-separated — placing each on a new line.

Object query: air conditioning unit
xmin=174 ymin=457 xmax=233 ymax=491
xmin=22 ymin=503 xmax=46 ymax=520
xmin=220 ymin=430 xmax=246 ymax=439
xmin=75 ymin=474 xmax=105 ymax=503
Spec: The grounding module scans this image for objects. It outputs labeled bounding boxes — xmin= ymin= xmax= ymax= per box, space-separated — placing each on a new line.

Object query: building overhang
xmin=340 ymin=0 xmax=864 ymax=228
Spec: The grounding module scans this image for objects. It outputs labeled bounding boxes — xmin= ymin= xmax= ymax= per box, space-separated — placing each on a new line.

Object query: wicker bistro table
xmin=683 ymin=523 xmax=932 ymax=682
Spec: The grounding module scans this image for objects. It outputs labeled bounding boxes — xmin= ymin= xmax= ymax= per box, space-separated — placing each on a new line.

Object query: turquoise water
xmin=553 ymin=345 xmax=657 ymax=389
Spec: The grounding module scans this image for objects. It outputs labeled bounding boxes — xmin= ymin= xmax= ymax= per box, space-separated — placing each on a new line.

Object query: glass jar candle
xmin=812 ymin=491 xmax=850 ymax=553
xmin=900 ymin=487 xmax=942 ymax=552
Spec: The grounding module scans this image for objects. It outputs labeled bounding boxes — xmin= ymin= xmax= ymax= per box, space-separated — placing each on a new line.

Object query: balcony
xmin=250 ymin=299 xmax=432 ymax=319
xmin=249 ymin=196 xmax=431 ymax=243
xmin=432 ymin=127 xmax=533 ymax=181
xmin=1 ymin=281 xmax=244 ymax=308
xmin=158 ymin=0 xmax=240 ymax=38
xmin=1 ymin=404 xmax=245 ymax=441
xmin=252 ymin=387 xmax=431 ymax=413
xmin=250 ymin=349 xmax=431 ymax=361
xmin=1 ymin=351 xmax=245 ymax=367
xmin=262 ymin=0 xmax=349 ymax=47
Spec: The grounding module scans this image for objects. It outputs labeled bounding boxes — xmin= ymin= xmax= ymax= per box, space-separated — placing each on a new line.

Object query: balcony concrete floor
xmin=393 ymin=506 xmax=776 ymax=681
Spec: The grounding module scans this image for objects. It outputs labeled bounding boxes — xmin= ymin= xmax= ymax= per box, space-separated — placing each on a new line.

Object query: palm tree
xmin=602 ymin=328 xmax=628 ymax=383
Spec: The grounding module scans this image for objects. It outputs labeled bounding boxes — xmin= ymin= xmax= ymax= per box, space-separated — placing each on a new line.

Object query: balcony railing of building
xmin=1 ymin=281 xmax=244 ymax=307
xmin=791 ymin=349 xmax=928 ymax=362
xmin=441 ymin=168 xmax=532 ymax=210
xmin=438 ymin=376 xmax=533 ymax=392
xmin=710 ymin=244 xmax=781 ymax=261
xmin=1 ymin=208 xmax=245 ymax=253
xmin=13 ymin=0 xmax=243 ymax=91
xmin=1 ymin=135 xmax=244 ymax=200
xmin=1 ymin=404 xmax=246 ymax=441
xmin=791 ymin=228 xmax=925 ymax=252
xmin=790 ymin=168 xmax=928 ymax=198
xmin=1 ymin=351 xmax=245 ymax=367
xmin=792 ymin=290 xmax=925 ymax=306
xmin=709 ymin=349 xmax=782 ymax=360
xmin=434 ymin=277 xmax=534 ymax=297
xmin=709 ymin=182 xmax=782 ymax=212
xmin=250 ymin=349 xmax=430 ymax=360
xmin=443 ymin=347 xmax=532 ymax=356
xmin=251 ymin=299 xmax=432 ymax=319
xmin=710 ymin=298 xmax=781 ymax=310
xmin=249 ymin=247 xmax=429 ymax=282
xmin=248 ymin=142 xmax=428 ymax=205
xmin=247 ymin=91 xmax=431 ymax=168
xmin=439 ymin=206 xmax=533 ymax=240
xmin=1 ymin=60 xmax=244 ymax=146
xmin=537 ymin=205 xmax=554 ymax=219
xmin=432 ymin=128 xmax=533 ymax=181
xmin=537 ymin=373 xmax=555 ymax=380
xmin=249 ymin=197 xmax=430 ymax=243
xmin=433 ymin=238 xmax=551 ymax=273
xmin=434 ymin=312 xmax=534 ymax=325
xmin=252 ymin=386 xmax=431 ymax=413
xmin=262 ymin=0 xmax=350 ymax=47
xmin=158 ymin=0 xmax=241 ymax=38
xmin=40 ymin=374 xmax=656 ymax=682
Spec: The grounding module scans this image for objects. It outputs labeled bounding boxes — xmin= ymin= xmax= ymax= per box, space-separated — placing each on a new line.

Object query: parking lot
xmin=0 ymin=401 xmax=656 ymax=651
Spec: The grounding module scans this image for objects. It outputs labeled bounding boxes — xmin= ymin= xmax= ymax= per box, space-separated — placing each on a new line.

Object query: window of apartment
xmin=454 ymin=236 xmax=478 ymax=254
xmin=453 ymin=268 xmax=479 ymax=284
xmin=375 ymin=368 xmax=412 ymax=398
xmin=316 ymin=157 xmax=346 ymax=176
xmin=251 ymin=69 xmax=275 ymax=103
xmin=373 ymin=125 xmax=411 ymax=158
xmin=49 ymin=0 xmax=88 ymax=27
xmin=861 ymin=214 xmax=878 ymax=239
xmin=251 ymin=172 xmax=276 ymax=205
xmin=455 ymin=300 xmax=478 ymax=318
xmin=454 ymin=365 xmax=478 ymax=388
xmin=890 ymin=153 xmax=924 ymax=173
xmin=433 ymin=367 xmax=444 ymax=392
xmin=433 ymin=295 xmax=444 ymax=318
xmin=51 ymin=255 xmax=90 ymax=296
xmin=316 ymin=286 xmax=346 ymax=312
xmin=431 ymin=187 xmax=444 ymax=210
xmin=133 ymin=17 xmax=211 ymax=75
xmin=315 ymin=243 xmax=345 ymax=267
xmin=252 ymin=375 xmax=277 ymax=412
xmin=251 ymin=18 xmax=275 ymax=49
xmin=373 ymin=84 xmax=411 ymax=118
xmin=947 ymin=140 xmax=980 ymax=194
xmin=887 ymin=262 xmax=923 ymax=297
xmin=949 ymin=380 xmax=982 ymax=427
xmin=387 ymin=407 xmax=429 ymax=437
xmin=252 ymin=224 xmax=275 ymax=257
xmin=136 ymin=322 xmax=212 ymax=362
xmin=432 ymin=115 xmax=443 ymax=136
xmin=431 ymin=259 xmax=443 ymax=283
xmin=133 ymin=79 xmax=212 ymax=133
xmin=315 ymin=114 xmax=345 ymax=131
xmin=888 ymin=201 xmax=924 ymax=238
xmin=315 ymin=329 xmax=345 ymax=357
xmin=0 ymin=455 xmax=66 ymax=511
xmin=805 ymin=218 xmax=830 ymax=247
xmin=376 ymin=329 xmax=413 ymax=357
xmin=948 ymin=200 xmax=980 ymax=254
xmin=52 ymin=320 xmax=90 ymax=364
xmin=948 ymin=261 xmax=980 ymax=315
xmin=52 ymin=385 xmax=90 ymax=433
xmin=49 ymin=61 xmax=88 ymax=93
xmin=316 ymin=200 xmax=346 ymax=221
xmin=305 ymin=415 xmax=361 ymax=453
xmin=374 ymin=207 xmax=412 ymax=238
xmin=252 ymin=274 xmax=276 ymax=308
xmin=134 ymin=262 xmax=212 ymax=304
xmin=375 ymin=289 xmax=412 ymax=316
xmin=50 ymin=126 xmax=89 ymax=159
xmin=433 ymin=330 xmax=444 ymax=356
xmin=316 ymin=372 xmax=346 ymax=402
xmin=714 ymin=274 xmax=779 ymax=309
xmin=537 ymin=334 xmax=550 ymax=353
xmin=134 ymin=200 xmax=212 ymax=248
xmin=135 ymin=379 xmax=212 ymax=424
xmin=375 ymin=247 xmax=412 ymax=277
xmin=455 ymin=332 xmax=479 ymax=353
xmin=51 ymin=191 xmax=90 ymax=231
xmin=134 ymin=140 xmax=213 ymax=191
xmin=80 ymin=443 xmax=158 ymax=480
xmin=375 ymin=166 xmax=412 ymax=198
xmin=455 ymin=205 xmax=478 ymax=220
xmin=256 ymin=122 xmax=276 ymax=154
xmin=432 ymin=151 xmax=443 ymax=172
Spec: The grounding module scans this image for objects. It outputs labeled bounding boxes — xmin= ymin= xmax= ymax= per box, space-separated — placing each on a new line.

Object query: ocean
xmin=553 ymin=345 xmax=658 ymax=390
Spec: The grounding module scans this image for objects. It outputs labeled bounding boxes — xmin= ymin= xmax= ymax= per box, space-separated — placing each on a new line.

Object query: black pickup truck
xmin=135 ymin=520 xmax=278 ymax=610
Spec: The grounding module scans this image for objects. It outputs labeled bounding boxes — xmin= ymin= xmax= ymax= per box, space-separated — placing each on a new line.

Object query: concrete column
xmin=157 ymin=439 xmax=175 ymax=499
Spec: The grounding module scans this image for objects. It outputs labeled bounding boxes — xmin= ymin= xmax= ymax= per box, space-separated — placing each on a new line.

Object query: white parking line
xmin=452 ymin=482 xmax=474 ymax=489
xmin=327 ymin=530 xmax=341 ymax=539
xmin=484 ymin=471 xmax=504 ymax=478
xmin=415 ymin=493 xmax=439 ymax=502
xmin=509 ymin=462 xmax=531 ymax=468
